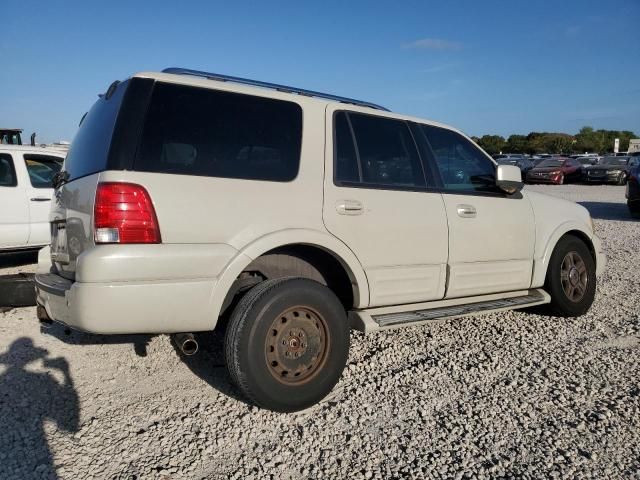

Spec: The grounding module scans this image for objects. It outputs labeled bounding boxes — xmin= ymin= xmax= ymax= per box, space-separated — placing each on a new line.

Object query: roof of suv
xmin=132 ymin=69 xmax=469 ymax=142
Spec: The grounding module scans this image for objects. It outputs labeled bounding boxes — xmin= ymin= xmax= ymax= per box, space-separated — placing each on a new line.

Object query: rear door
xmin=417 ymin=124 xmax=535 ymax=299
xmin=0 ymin=152 xmax=29 ymax=248
xmin=323 ymin=107 xmax=449 ymax=307
xmin=22 ymin=153 xmax=63 ymax=246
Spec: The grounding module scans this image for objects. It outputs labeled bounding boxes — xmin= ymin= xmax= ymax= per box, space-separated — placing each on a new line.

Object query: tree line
xmin=471 ymin=127 xmax=638 ymax=155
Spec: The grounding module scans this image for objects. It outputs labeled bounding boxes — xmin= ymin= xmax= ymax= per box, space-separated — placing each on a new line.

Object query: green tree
xmin=505 ymin=135 xmax=528 ymax=153
xmin=477 ymin=135 xmax=506 ymax=155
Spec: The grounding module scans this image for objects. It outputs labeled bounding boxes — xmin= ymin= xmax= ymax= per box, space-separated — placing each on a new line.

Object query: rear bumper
xmin=35 ymin=273 xmax=218 ymax=334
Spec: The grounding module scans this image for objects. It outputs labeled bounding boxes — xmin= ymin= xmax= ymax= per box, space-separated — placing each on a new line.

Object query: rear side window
xmin=64 ymin=80 xmax=129 ymax=181
xmin=24 ymin=154 xmax=63 ymax=188
xmin=334 ymin=111 xmax=425 ymax=188
xmin=135 ymin=82 xmax=303 ymax=182
xmin=420 ymin=125 xmax=499 ymax=194
xmin=0 ymin=154 xmax=17 ymax=187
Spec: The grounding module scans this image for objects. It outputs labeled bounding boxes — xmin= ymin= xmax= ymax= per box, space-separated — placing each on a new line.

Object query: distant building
xmin=629 ymin=139 xmax=640 ymax=154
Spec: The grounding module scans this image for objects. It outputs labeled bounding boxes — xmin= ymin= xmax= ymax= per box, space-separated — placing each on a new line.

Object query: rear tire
xmin=544 ymin=236 xmax=596 ymax=317
xmin=629 ymin=201 xmax=640 ymax=219
xmin=225 ymin=277 xmax=350 ymax=412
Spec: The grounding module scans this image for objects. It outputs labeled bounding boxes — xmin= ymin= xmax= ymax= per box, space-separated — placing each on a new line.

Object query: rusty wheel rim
xmin=560 ymin=251 xmax=588 ymax=302
xmin=264 ymin=306 xmax=329 ymax=385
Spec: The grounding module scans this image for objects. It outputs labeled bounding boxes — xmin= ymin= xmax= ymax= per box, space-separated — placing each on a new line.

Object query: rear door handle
xmin=31 ymin=197 xmax=52 ymax=202
xmin=336 ymin=200 xmax=364 ymax=215
xmin=456 ymin=204 xmax=476 ymax=218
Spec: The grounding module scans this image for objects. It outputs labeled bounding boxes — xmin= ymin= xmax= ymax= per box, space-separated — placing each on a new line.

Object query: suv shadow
xmin=578 ymin=201 xmax=639 ymax=222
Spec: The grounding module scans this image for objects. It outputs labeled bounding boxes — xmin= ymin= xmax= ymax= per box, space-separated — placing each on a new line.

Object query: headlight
xmin=608 ymin=170 xmax=622 ymax=174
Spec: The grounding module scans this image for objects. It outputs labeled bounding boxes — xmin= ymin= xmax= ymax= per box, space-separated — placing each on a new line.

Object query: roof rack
xmin=162 ymin=67 xmax=390 ymax=111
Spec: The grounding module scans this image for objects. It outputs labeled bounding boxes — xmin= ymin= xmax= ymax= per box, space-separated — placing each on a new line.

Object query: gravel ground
xmin=1 ymin=184 xmax=638 ymax=479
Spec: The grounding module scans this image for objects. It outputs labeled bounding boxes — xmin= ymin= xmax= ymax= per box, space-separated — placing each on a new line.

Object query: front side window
xmin=24 ymin=155 xmax=63 ymax=188
xmin=334 ymin=111 xmax=425 ymax=188
xmin=421 ymin=125 xmax=498 ymax=193
xmin=0 ymin=154 xmax=17 ymax=187
xmin=135 ymin=82 xmax=303 ymax=182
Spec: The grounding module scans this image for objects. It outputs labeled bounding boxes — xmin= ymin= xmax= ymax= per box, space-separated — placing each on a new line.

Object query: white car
xmin=0 ymin=145 xmax=65 ymax=251
xmin=35 ymin=68 xmax=605 ymax=412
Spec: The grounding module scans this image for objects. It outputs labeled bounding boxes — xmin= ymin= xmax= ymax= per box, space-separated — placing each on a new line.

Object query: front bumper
xmin=591 ymin=234 xmax=606 ymax=278
xmin=35 ymin=273 xmax=218 ymax=334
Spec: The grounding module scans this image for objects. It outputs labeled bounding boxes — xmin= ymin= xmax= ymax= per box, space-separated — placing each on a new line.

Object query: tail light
xmin=94 ymin=182 xmax=161 ymax=244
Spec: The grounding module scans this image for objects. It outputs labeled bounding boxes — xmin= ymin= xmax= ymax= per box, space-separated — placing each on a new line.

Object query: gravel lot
xmin=1 ymin=185 xmax=638 ymax=479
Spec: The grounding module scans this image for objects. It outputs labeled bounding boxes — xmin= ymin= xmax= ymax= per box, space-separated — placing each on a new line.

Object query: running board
xmin=349 ymin=289 xmax=550 ymax=333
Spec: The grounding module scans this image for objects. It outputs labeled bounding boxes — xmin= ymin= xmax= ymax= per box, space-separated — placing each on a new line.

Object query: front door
xmin=0 ymin=153 xmax=29 ymax=248
xmin=22 ymin=153 xmax=61 ymax=245
xmin=416 ymin=124 xmax=535 ymax=298
xmin=323 ymin=107 xmax=449 ymax=307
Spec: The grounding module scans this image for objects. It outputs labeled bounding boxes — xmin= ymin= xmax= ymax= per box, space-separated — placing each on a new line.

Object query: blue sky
xmin=2 ymin=0 xmax=639 ymax=143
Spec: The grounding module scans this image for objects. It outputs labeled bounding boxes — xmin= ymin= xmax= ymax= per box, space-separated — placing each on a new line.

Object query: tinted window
xmin=24 ymin=154 xmax=63 ymax=188
xmin=0 ymin=154 xmax=17 ymax=187
xmin=338 ymin=112 xmax=424 ymax=188
xmin=537 ymin=159 xmax=564 ymax=168
xmin=421 ymin=125 xmax=498 ymax=193
xmin=64 ymin=80 xmax=129 ymax=181
xmin=135 ymin=82 xmax=302 ymax=182
xmin=334 ymin=112 xmax=360 ymax=183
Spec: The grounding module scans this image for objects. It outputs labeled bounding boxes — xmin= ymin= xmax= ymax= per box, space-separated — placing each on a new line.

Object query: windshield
xmin=537 ymin=159 xmax=563 ymax=168
xmin=601 ymin=157 xmax=628 ymax=166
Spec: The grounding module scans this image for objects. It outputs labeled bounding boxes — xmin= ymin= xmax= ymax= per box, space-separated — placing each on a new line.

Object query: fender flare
xmin=531 ymin=221 xmax=594 ymax=287
xmin=207 ymin=229 xmax=370 ymax=328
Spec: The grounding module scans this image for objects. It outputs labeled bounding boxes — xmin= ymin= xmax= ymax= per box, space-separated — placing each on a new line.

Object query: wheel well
xmin=563 ymin=230 xmax=596 ymax=263
xmin=219 ymin=244 xmax=356 ymax=319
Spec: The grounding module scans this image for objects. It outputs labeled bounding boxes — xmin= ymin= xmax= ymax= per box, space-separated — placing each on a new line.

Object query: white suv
xmin=35 ymin=68 xmax=605 ymax=412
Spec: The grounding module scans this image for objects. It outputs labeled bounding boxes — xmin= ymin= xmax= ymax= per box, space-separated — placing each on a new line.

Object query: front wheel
xmin=544 ymin=236 xmax=596 ymax=317
xmin=616 ymin=174 xmax=626 ymax=186
xmin=225 ymin=277 xmax=350 ymax=412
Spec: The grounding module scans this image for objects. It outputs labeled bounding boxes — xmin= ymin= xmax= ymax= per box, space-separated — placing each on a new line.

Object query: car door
xmin=416 ymin=124 xmax=535 ymax=299
xmin=323 ymin=108 xmax=449 ymax=307
xmin=22 ymin=153 xmax=62 ymax=245
xmin=0 ymin=152 xmax=29 ymax=248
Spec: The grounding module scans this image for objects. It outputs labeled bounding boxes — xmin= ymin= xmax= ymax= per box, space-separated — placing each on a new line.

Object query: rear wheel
xmin=544 ymin=236 xmax=596 ymax=317
xmin=225 ymin=277 xmax=350 ymax=412
xmin=629 ymin=201 xmax=640 ymax=219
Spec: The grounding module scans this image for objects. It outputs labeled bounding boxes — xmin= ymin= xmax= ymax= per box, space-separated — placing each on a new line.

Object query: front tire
xmin=225 ymin=277 xmax=350 ymax=412
xmin=616 ymin=174 xmax=626 ymax=186
xmin=544 ymin=236 xmax=596 ymax=317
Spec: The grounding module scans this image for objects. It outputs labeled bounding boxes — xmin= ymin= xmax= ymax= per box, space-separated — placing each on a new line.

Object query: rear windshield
xmin=134 ymin=82 xmax=303 ymax=182
xmin=64 ymin=80 xmax=129 ymax=181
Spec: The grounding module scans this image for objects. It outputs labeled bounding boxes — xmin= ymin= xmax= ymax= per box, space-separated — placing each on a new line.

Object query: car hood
xmin=584 ymin=165 xmax=628 ymax=171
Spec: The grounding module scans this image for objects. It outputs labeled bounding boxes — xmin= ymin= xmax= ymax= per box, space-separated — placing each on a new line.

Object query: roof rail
xmin=162 ymin=67 xmax=390 ymax=111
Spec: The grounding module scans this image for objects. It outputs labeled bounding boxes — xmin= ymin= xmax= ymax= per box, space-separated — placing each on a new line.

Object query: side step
xmin=350 ymin=289 xmax=550 ymax=333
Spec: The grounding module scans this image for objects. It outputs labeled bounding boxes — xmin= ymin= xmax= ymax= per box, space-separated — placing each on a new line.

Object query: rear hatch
xmin=50 ymin=78 xmax=153 ymax=279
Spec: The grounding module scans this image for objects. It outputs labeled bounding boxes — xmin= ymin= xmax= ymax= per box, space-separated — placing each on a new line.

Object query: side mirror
xmin=496 ymin=164 xmax=523 ymax=195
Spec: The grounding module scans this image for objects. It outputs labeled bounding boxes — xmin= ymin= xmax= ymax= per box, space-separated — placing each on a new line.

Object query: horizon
xmin=2 ymin=0 xmax=639 ymax=144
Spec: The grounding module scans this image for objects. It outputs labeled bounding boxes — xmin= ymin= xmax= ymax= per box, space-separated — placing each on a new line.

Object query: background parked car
xmin=0 ymin=145 xmax=65 ymax=251
xmin=582 ymin=156 xmax=632 ymax=185
xmin=526 ymin=157 xmax=582 ymax=184
xmin=496 ymin=157 xmax=534 ymax=176
xmin=625 ymin=157 xmax=640 ymax=218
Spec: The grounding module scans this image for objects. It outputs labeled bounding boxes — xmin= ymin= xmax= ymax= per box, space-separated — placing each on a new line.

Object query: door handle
xmin=30 ymin=197 xmax=52 ymax=202
xmin=456 ymin=204 xmax=476 ymax=218
xmin=336 ymin=200 xmax=364 ymax=215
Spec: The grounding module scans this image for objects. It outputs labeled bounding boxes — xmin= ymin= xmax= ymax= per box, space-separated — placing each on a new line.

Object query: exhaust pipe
xmin=173 ymin=333 xmax=198 ymax=356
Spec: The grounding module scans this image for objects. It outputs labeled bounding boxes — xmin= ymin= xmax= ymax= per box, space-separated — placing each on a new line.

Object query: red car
xmin=525 ymin=157 xmax=582 ymax=184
